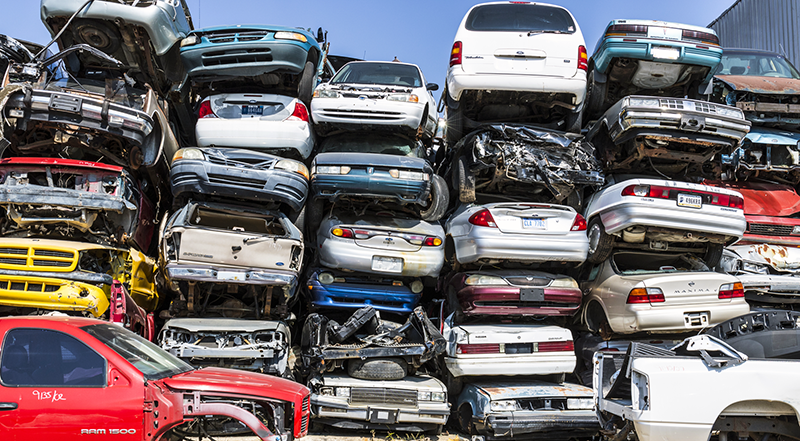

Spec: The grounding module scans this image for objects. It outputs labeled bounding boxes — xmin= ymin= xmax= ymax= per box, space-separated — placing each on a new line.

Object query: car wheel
xmin=564 ymin=109 xmax=583 ymax=133
xmin=454 ymin=154 xmax=476 ymax=204
xmin=297 ymin=60 xmax=315 ymax=107
xmin=306 ymin=198 xmax=324 ymax=239
xmin=704 ymin=243 xmax=724 ymax=269
xmin=427 ymin=424 xmax=443 ymax=436
xmin=586 ymin=70 xmax=607 ymax=120
xmin=445 ymin=370 xmax=463 ymax=397
xmin=586 ymin=301 xmax=612 ymax=337
xmin=347 ymin=357 xmax=408 ymax=381
xmin=446 ymin=102 xmax=464 ymax=147
xmin=420 ymin=174 xmax=449 ymax=222
xmin=288 ymin=205 xmax=306 ymax=232
xmin=457 ymin=404 xmax=476 ymax=435
xmin=587 ymin=217 xmax=614 ymax=263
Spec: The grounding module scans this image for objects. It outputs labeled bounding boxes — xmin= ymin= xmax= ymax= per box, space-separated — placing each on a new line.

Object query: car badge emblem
xmin=688 ymin=281 xmax=696 ymax=287
xmin=359 ymin=96 xmax=366 ymax=100
xmin=526 ymin=276 xmax=533 ymax=281
xmin=367 ymin=167 xmax=374 ymax=174
xmin=517 ymin=51 xmax=524 ymax=55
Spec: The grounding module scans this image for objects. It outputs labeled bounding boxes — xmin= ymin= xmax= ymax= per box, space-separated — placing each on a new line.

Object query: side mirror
xmin=427 ymin=83 xmax=439 ymax=92
xmin=316 ymin=27 xmax=326 ymax=44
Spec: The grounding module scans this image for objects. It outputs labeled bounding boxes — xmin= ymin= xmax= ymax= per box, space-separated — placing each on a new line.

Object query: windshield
xmin=612 ymin=252 xmax=709 ymax=275
xmin=82 ymin=323 xmax=193 ymax=380
xmin=319 ymin=133 xmax=424 ymax=157
xmin=465 ymin=4 xmax=576 ymax=33
xmin=45 ymin=77 xmax=146 ymax=109
xmin=331 ymin=63 xmax=422 ymax=87
xmin=716 ymin=52 xmax=800 ymax=79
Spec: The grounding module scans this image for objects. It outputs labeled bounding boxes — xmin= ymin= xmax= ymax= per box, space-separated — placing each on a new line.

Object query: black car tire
xmin=445 ymin=370 xmax=463 ymax=396
xmin=457 ymin=404 xmax=476 ymax=435
xmin=586 ymin=70 xmax=608 ymax=120
xmin=297 ymin=61 xmax=315 ymax=106
xmin=306 ymin=198 xmax=324 ymax=239
xmin=705 ymin=243 xmax=724 ymax=269
xmin=347 ymin=357 xmax=408 ymax=381
xmin=564 ymin=109 xmax=583 ymax=133
xmin=455 ymin=154 xmax=476 ymax=204
xmin=446 ymin=102 xmax=464 ymax=147
xmin=587 ymin=217 xmax=614 ymax=263
xmin=288 ymin=205 xmax=305 ymax=232
xmin=420 ymin=174 xmax=449 ymax=222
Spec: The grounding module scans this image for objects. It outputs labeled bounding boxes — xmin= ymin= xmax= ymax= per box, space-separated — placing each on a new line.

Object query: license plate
xmin=371 ymin=256 xmax=403 ymax=273
xmin=520 ymin=288 xmax=545 ymax=302
xmin=368 ymin=408 xmax=398 ymax=424
xmin=677 ymin=193 xmax=702 ymax=208
xmin=522 ymin=218 xmax=546 ymax=229
xmin=217 ymin=270 xmax=246 ymax=281
xmin=242 ymin=105 xmax=263 ymax=115
xmin=684 ymin=312 xmax=710 ymax=327
xmin=651 ymin=46 xmax=680 ymax=60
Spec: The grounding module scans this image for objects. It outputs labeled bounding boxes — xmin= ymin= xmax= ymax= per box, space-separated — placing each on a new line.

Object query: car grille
xmin=504 ymin=276 xmax=551 ymax=287
xmin=204 ymin=30 xmax=270 ymax=43
xmin=350 ymin=388 xmax=418 ymax=407
xmin=748 ymin=223 xmax=795 ymax=236
xmin=207 ymin=173 xmax=268 ymax=189
xmin=659 ymin=98 xmax=685 ymax=110
xmin=300 ymin=414 xmax=308 ymax=433
xmin=0 ymin=246 xmax=77 ymax=271
xmin=319 ymin=109 xmax=403 ymax=120
xmin=1 ymin=279 xmax=61 ymax=293
xmin=302 ymin=396 xmax=310 ymax=413
xmin=207 ymin=155 xmax=276 ymax=170
xmin=518 ymin=398 xmax=567 ymax=411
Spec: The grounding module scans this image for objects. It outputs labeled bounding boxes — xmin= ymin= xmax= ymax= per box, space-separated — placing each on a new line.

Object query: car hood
xmin=163 ymin=318 xmax=286 ymax=333
xmin=715 ymin=75 xmax=800 ymax=94
xmin=727 ymin=244 xmax=800 ymax=272
xmin=470 ymin=381 xmax=592 ymax=400
xmin=705 ymin=180 xmax=800 ymax=217
xmin=313 ymin=152 xmax=430 ymax=171
xmin=164 ymin=367 xmax=307 ymax=401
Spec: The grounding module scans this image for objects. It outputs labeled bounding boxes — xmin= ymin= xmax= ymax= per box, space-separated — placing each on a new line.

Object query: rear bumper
xmin=311 ymin=174 xmax=430 ymax=205
xmin=599 ymin=201 xmax=745 ymax=240
xmin=457 ymin=286 xmax=582 ymax=317
xmin=170 ymin=159 xmax=307 ymax=212
xmin=593 ymin=39 xmax=722 ymax=75
xmin=306 ymin=271 xmax=421 ymax=314
xmin=447 ymin=70 xmax=587 ymax=105
xmin=453 ymin=229 xmax=588 ymax=265
xmin=445 ymin=354 xmax=574 ymax=378
xmin=612 ymin=301 xmax=751 ymax=334
xmin=477 ymin=411 xmax=599 ymax=438
xmin=182 ymin=40 xmax=310 ymax=78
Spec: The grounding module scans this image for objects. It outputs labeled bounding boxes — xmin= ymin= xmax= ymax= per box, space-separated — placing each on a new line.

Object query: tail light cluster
xmin=450 ymin=41 xmax=463 ymax=67
xmin=571 ymin=214 xmax=587 ymax=231
xmin=718 ymin=282 xmax=745 ymax=299
xmin=468 ymin=209 xmax=497 ymax=228
xmin=330 ymin=227 xmax=442 ymax=246
xmin=604 ymin=24 xmax=719 ymax=46
xmin=578 ymin=45 xmax=588 ymax=71
xmin=286 ymin=102 xmax=310 ymax=122
xmin=198 ymin=100 xmax=216 ymax=119
xmin=681 ymin=29 xmax=720 ymax=45
xmin=626 ymin=287 xmax=665 ymax=304
xmin=456 ymin=341 xmax=574 ymax=354
xmin=621 ymin=184 xmax=744 ymax=210
xmin=605 ymin=24 xmax=648 ymax=36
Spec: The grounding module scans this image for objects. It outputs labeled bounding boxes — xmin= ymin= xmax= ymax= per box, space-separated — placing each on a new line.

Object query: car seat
xmin=730 ymin=66 xmax=746 ymax=75
xmin=1 ymin=344 xmax=34 ymax=385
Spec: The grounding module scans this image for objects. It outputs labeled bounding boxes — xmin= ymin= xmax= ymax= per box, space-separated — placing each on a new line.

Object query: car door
xmin=0 ymin=327 xmax=143 ymax=440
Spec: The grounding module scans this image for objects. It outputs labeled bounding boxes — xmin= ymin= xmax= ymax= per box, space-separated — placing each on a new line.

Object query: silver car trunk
xmin=210 ymin=93 xmax=295 ymax=120
xmin=489 ymin=203 xmax=576 ymax=235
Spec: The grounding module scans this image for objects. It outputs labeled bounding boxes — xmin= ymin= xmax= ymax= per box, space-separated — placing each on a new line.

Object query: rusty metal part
xmin=717 ymin=75 xmax=800 ymax=94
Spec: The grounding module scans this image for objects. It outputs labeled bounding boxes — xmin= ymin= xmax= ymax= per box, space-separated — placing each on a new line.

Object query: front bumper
xmin=613 ymin=301 xmax=751 ymax=334
xmin=195 ymin=118 xmax=315 ymax=159
xmin=477 ymin=410 xmax=599 ymax=438
xmin=165 ymin=263 xmax=298 ymax=287
xmin=445 ymin=354 xmax=574 ymax=378
xmin=599 ymin=200 xmax=745 ymax=240
xmin=311 ymin=172 xmax=430 ymax=205
xmin=614 ymin=105 xmax=750 ymax=144
xmin=312 ymin=397 xmax=449 ymax=432
xmin=447 ymin=70 xmax=586 ymax=105
xmin=170 ymin=159 xmax=307 ymax=212
xmin=0 ymin=273 xmax=109 ymax=317
xmin=306 ymin=270 xmax=421 ymax=314
xmin=453 ymin=229 xmax=588 ymax=265
xmin=457 ymin=286 xmax=581 ymax=317
xmin=737 ymin=273 xmax=800 ymax=304
xmin=318 ymin=237 xmax=444 ymax=278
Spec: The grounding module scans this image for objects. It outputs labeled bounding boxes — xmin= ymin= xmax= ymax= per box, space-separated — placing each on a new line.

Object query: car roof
xmin=467 ymin=1 xmax=573 ymax=13
xmin=341 ymin=60 xmax=421 ymax=69
xmin=722 ymin=48 xmax=784 ymax=57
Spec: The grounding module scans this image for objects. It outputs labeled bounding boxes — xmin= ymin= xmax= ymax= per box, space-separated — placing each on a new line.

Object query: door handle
xmin=0 ymin=402 xmax=18 ymax=411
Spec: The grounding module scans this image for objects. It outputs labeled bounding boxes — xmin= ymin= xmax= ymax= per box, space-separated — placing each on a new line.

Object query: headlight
xmin=319 ymin=387 xmax=334 ymax=396
xmin=173 ymin=148 xmax=205 ymax=162
xmin=627 ymin=97 xmax=661 ymax=108
xmin=318 ymin=272 xmax=335 ymax=285
xmin=549 ymin=277 xmax=579 ymax=289
xmin=313 ymin=89 xmax=340 ymax=99
xmin=490 ymin=400 xmax=517 ymax=412
xmin=389 ymin=169 xmax=428 ymax=180
xmin=714 ymin=105 xmax=744 ymax=119
xmin=742 ymin=262 xmax=769 ymax=274
xmin=567 ymin=398 xmax=594 ymax=410
xmin=387 ymin=94 xmax=419 ymax=103
xmin=431 ymin=392 xmax=446 ymax=402
xmin=314 ymin=165 xmax=351 ymax=175
xmin=792 ymin=225 xmax=800 ymax=235
xmin=180 ymin=35 xmax=200 ymax=47
xmin=335 ymin=387 xmax=350 ymax=398
xmin=275 ymin=159 xmax=310 ymax=180
xmin=464 ymin=275 xmax=508 ymax=286
xmin=274 ymin=31 xmax=308 ymax=43
xmin=410 ymin=280 xmax=424 ymax=294
xmin=418 ymin=391 xmax=431 ymax=401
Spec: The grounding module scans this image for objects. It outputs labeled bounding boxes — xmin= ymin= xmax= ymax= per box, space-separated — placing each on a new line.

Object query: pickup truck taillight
xmin=468 ymin=209 xmax=497 ymax=228
xmin=450 ymin=41 xmax=462 ymax=67
xmin=198 ymin=100 xmax=216 ymax=118
xmin=719 ymin=282 xmax=744 ymax=299
xmin=627 ymin=287 xmax=665 ymax=304
xmin=285 ymin=101 xmax=309 ymax=122
xmin=578 ymin=45 xmax=588 ymax=71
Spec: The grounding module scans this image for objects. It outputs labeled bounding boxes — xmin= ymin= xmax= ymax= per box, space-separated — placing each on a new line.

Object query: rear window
xmin=612 ymin=252 xmax=709 ymax=275
xmin=189 ymin=207 xmax=285 ymax=235
xmin=318 ymin=133 xmax=424 ymax=157
xmin=331 ymin=63 xmax=422 ymax=87
xmin=465 ymin=4 xmax=576 ymax=33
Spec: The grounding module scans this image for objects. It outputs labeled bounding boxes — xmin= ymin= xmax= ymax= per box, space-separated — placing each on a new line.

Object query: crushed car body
xmin=721 ymin=244 xmax=800 ymax=305
xmin=705 ymin=310 xmax=800 ymax=359
xmin=725 ymin=126 xmax=800 ymax=183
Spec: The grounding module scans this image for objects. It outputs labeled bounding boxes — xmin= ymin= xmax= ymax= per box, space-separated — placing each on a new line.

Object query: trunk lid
xmin=489 ymin=203 xmax=577 ymax=235
xmin=621 ymin=272 xmax=730 ymax=306
xmin=209 ymin=93 xmax=295 ymax=121
xmin=456 ymin=323 xmax=572 ymax=345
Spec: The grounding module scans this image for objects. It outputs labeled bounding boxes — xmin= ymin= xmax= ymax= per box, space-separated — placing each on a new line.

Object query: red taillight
xmin=457 ymin=343 xmax=500 ymax=354
xmin=198 ymin=100 xmax=216 ymax=118
xmin=537 ymin=341 xmax=575 ymax=352
xmin=423 ymin=236 xmax=443 ymax=247
xmin=286 ymin=101 xmax=309 ymax=122
xmin=606 ymin=24 xmax=648 ymax=36
xmin=450 ymin=41 xmax=462 ymax=67
xmin=727 ymin=196 xmax=744 ymax=210
xmin=719 ymin=282 xmax=744 ymax=299
xmin=578 ymin=45 xmax=588 ymax=71
xmin=627 ymin=288 xmax=665 ymax=304
xmin=621 ymin=184 xmax=670 ymax=199
xmin=468 ymin=209 xmax=497 ymax=228
xmin=682 ymin=29 xmax=719 ymax=45
xmin=331 ymin=227 xmax=354 ymax=238
xmin=571 ymin=214 xmax=587 ymax=231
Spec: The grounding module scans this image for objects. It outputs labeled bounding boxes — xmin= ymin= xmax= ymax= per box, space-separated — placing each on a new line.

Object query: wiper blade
xmin=528 ymin=30 xmax=564 ymax=35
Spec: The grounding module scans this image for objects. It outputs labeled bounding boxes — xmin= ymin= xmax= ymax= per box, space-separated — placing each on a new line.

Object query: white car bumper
xmin=447 ymin=70 xmax=587 ymax=105
xmin=445 ymin=353 xmax=575 ymax=378
xmin=195 ymin=118 xmax=315 ymax=159
xmin=611 ymin=301 xmax=751 ymax=334
xmin=311 ymin=98 xmax=426 ymax=131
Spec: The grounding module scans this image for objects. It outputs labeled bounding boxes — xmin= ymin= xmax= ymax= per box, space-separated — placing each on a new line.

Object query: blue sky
xmin=4 ymin=0 xmax=735 ymax=101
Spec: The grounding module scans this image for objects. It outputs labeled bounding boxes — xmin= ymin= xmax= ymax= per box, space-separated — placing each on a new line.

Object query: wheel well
xmin=307 ymin=48 xmax=319 ymax=67
xmin=720 ymin=400 xmax=799 ymax=419
xmin=585 ymin=300 xmax=607 ymax=332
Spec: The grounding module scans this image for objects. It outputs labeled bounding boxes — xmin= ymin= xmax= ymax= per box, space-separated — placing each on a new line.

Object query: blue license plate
xmin=523 ymin=218 xmax=546 ymax=229
xmin=242 ymin=105 xmax=263 ymax=115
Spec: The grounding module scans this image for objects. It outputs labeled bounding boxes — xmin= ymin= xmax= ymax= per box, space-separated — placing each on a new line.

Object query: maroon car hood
xmin=163 ymin=367 xmax=308 ymax=402
xmin=716 ymin=75 xmax=800 ymax=94
xmin=706 ymin=180 xmax=800 ymax=217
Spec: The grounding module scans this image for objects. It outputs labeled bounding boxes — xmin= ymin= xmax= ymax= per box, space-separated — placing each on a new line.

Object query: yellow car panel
xmin=0 ymin=274 xmax=109 ymax=317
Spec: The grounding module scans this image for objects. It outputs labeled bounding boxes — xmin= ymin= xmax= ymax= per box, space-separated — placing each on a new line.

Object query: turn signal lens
xmin=423 ymin=236 xmax=442 ymax=246
xmin=331 ymin=228 xmax=354 ymax=238
xmin=719 ymin=282 xmax=744 ymax=299
xmin=627 ymin=287 xmax=665 ymax=304
xmin=274 ymin=31 xmax=308 ymax=43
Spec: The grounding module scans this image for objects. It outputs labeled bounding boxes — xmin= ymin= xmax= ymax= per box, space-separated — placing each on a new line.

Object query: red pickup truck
xmin=0 ymin=316 xmax=310 ymax=440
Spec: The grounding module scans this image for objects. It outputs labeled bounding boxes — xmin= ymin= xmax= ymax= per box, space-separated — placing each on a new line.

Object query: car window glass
xmin=466 ymin=4 xmax=575 ymax=33
xmin=612 ymin=253 xmax=708 ymax=275
xmin=331 ymin=63 xmax=422 ymax=87
xmin=1 ymin=328 xmax=106 ymax=387
xmin=716 ymin=53 xmax=800 ymax=79
xmin=587 ymin=264 xmax=601 ymax=282
xmin=319 ymin=133 xmax=420 ymax=157
xmin=189 ymin=207 xmax=285 ymax=235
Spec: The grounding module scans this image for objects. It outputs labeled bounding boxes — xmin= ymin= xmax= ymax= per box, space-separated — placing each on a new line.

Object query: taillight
xmin=605 ymin=24 xmax=648 ymax=36
xmin=456 ymin=343 xmax=500 ymax=354
xmin=331 ymin=228 xmax=354 ymax=238
xmin=423 ymin=236 xmax=443 ymax=246
xmin=468 ymin=209 xmax=497 ymax=228
xmin=719 ymin=282 xmax=744 ymax=299
xmin=285 ymin=101 xmax=309 ymax=122
xmin=450 ymin=41 xmax=462 ymax=67
xmin=627 ymin=288 xmax=665 ymax=304
xmin=682 ymin=29 xmax=719 ymax=45
xmin=198 ymin=100 xmax=216 ymax=118
xmin=578 ymin=45 xmax=588 ymax=71
xmin=537 ymin=341 xmax=575 ymax=352
xmin=621 ymin=184 xmax=669 ymax=199
xmin=727 ymin=196 xmax=744 ymax=210
xmin=571 ymin=214 xmax=587 ymax=231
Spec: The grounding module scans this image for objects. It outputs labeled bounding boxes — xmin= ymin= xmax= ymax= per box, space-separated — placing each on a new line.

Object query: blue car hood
xmin=313 ymin=152 xmax=431 ymax=172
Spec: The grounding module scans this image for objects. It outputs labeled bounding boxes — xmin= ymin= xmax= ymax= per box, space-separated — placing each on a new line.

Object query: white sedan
xmin=311 ymin=61 xmax=439 ymax=143
xmin=194 ymin=93 xmax=315 ymax=160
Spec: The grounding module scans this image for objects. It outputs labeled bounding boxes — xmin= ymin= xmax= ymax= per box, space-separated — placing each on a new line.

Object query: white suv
xmin=445 ymin=1 xmax=588 ymax=143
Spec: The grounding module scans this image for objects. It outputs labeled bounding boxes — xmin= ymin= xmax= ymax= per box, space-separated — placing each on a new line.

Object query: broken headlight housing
xmin=742 ymin=261 xmax=770 ymax=274
xmin=313 ymin=89 xmax=340 ymax=99
xmin=566 ymin=398 xmax=593 ymax=410
xmin=387 ymin=94 xmax=419 ymax=103
xmin=173 ymin=148 xmax=205 ymax=162
xmin=490 ymin=400 xmax=517 ymax=412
